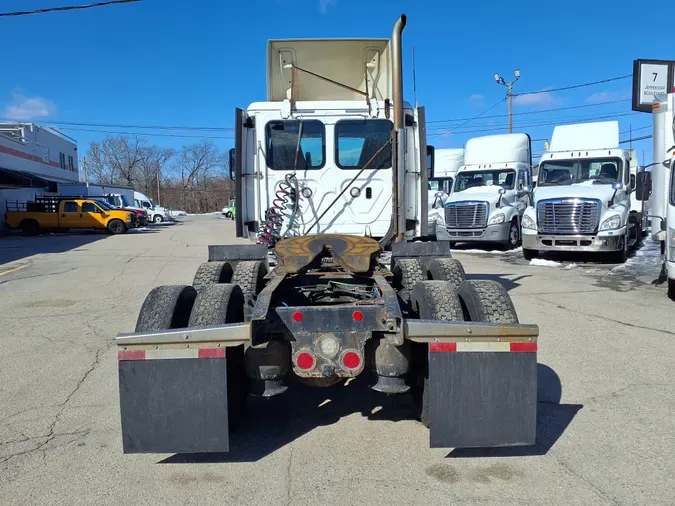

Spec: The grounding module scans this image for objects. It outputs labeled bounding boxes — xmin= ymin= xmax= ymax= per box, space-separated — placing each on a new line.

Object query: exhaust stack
xmin=392 ymin=14 xmax=406 ymax=243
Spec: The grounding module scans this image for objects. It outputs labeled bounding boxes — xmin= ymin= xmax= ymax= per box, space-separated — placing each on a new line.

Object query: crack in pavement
xmin=0 ymin=268 xmax=78 ymax=285
xmin=556 ymin=456 xmax=619 ymax=505
xmin=284 ymin=444 xmax=294 ymax=506
xmin=0 ymin=345 xmax=106 ymax=465
xmin=525 ymin=295 xmax=675 ymax=337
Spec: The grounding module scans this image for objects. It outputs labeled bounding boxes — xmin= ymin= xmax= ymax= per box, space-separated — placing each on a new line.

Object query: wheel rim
xmin=112 ymin=222 xmax=122 ymax=233
xmin=155 ymin=215 xmax=163 ymax=223
xmin=510 ymin=223 xmax=519 ymax=245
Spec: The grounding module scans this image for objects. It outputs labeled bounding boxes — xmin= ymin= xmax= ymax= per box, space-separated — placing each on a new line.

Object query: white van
xmin=133 ymin=191 xmax=170 ymax=223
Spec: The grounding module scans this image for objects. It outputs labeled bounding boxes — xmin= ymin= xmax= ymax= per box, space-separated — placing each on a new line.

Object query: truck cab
xmin=134 ymin=191 xmax=170 ymax=223
xmin=667 ymin=152 xmax=675 ymax=297
xmin=232 ymin=37 xmax=428 ymax=244
xmin=522 ymin=121 xmax=645 ymax=263
xmin=427 ymin=148 xmax=463 ymax=237
xmin=439 ymin=133 xmax=532 ymax=248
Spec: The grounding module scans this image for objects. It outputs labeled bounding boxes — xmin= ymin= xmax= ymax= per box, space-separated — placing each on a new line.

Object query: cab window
xmin=517 ymin=171 xmax=527 ymax=190
xmin=82 ymin=202 xmax=98 ymax=213
xmin=63 ymin=201 xmax=78 ymax=213
xmin=265 ymin=120 xmax=325 ymax=170
xmin=335 ymin=119 xmax=393 ymax=170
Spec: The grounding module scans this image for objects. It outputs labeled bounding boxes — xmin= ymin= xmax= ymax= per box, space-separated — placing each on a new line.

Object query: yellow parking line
xmin=0 ymin=264 xmax=29 ymax=277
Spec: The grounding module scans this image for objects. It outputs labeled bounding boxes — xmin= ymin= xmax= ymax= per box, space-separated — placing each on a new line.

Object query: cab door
xmin=81 ymin=202 xmax=105 ymax=229
xmin=59 ymin=201 xmax=82 ymax=228
xmin=516 ymin=170 xmax=530 ymax=213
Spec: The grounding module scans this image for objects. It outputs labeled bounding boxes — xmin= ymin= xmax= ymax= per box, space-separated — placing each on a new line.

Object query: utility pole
xmin=156 ymin=169 xmax=161 ymax=206
xmin=82 ymin=157 xmax=88 ymax=187
xmin=494 ymin=69 xmax=520 ymax=133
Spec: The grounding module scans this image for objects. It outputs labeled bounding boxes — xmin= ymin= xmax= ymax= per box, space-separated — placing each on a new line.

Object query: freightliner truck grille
xmin=445 ymin=202 xmax=488 ymax=229
xmin=537 ymin=198 xmax=600 ymax=234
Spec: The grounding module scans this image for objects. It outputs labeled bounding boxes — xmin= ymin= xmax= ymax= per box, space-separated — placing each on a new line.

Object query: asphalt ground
xmin=1 ymin=216 xmax=673 ymax=505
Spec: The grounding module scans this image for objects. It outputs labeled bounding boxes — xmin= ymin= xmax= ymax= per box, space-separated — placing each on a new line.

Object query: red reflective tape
xmin=429 ymin=342 xmax=457 ymax=353
xmin=198 ymin=347 xmax=226 ymax=359
xmin=510 ymin=342 xmax=537 ymax=353
xmin=118 ymin=350 xmax=145 ymax=361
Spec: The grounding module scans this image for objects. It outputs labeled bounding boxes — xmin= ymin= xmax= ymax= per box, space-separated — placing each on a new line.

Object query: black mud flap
xmin=428 ymin=341 xmax=537 ymax=448
xmin=119 ymin=352 xmax=230 ymax=454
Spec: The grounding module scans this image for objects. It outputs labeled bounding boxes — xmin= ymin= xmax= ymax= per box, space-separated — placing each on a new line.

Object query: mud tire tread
xmin=192 ymin=261 xmax=234 ymax=287
xmin=456 ymin=280 xmax=519 ymax=323
xmin=427 ymin=258 xmax=466 ymax=288
xmin=135 ymin=285 xmax=197 ymax=332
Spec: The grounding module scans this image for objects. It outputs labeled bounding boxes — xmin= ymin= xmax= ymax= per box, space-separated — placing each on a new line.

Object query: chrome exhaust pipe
xmin=391 ymin=14 xmax=406 ymax=243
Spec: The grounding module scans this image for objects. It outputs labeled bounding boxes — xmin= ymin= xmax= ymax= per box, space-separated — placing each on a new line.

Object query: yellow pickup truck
xmin=5 ymin=197 xmax=134 ymax=235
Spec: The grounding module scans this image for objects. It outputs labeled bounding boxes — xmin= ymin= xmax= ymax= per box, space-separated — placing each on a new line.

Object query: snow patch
xmin=168 ymin=210 xmax=187 ymax=217
xmin=564 ymin=263 xmax=578 ymax=270
xmin=129 ymin=227 xmax=151 ymax=233
xmin=529 ymin=258 xmax=563 ymax=268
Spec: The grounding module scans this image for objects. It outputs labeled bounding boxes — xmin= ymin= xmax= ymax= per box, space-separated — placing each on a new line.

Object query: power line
xmin=57 ymin=126 xmax=232 ymax=140
xmin=427 ymin=99 xmax=631 ymax=124
xmin=514 ymin=74 xmax=632 ymax=97
xmin=620 ymin=125 xmax=651 ymax=135
xmin=1 ymin=117 xmax=232 ymax=132
xmin=432 ymin=98 xmax=506 ymax=137
xmin=429 ymin=111 xmax=640 ymax=136
xmin=0 ymin=0 xmax=140 ymax=17
xmin=620 ymin=135 xmax=652 ymax=144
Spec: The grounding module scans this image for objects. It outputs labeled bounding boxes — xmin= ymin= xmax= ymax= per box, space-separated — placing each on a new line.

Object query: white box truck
xmin=133 ymin=191 xmax=170 ymax=223
xmin=521 ymin=121 xmax=650 ymax=263
xmin=427 ymin=148 xmax=463 ymax=237
xmin=438 ymin=133 xmax=532 ymax=248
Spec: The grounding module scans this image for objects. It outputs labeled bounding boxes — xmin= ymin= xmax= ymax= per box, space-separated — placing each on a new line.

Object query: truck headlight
xmin=522 ymin=214 xmax=536 ymax=230
xmin=599 ymin=214 xmax=621 ymax=231
xmin=126 ymin=216 xmax=132 ymax=223
xmin=669 ymin=228 xmax=675 ymax=262
xmin=488 ymin=213 xmax=505 ymax=225
xmin=429 ymin=212 xmax=444 ymax=225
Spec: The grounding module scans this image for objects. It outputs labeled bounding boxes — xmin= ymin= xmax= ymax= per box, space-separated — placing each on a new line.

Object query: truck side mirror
xmin=228 ymin=148 xmax=236 ymax=181
xmin=426 ymin=145 xmax=435 ymax=180
xmin=635 ymin=171 xmax=652 ymax=201
xmin=523 ymin=185 xmax=533 ymax=193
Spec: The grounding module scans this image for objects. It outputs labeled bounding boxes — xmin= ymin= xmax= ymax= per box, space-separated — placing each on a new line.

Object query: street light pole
xmin=494 ymin=69 xmax=520 ymax=134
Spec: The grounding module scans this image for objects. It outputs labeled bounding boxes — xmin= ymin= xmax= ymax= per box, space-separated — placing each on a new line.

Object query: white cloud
xmin=585 ymin=89 xmax=631 ymax=103
xmin=2 ymin=93 xmax=56 ymax=121
xmin=467 ymin=94 xmax=485 ymax=108
xmin=513 ymin=90 xmax=560 ymax=107
xmin=318 ymin=0 xmax=337 ymax=13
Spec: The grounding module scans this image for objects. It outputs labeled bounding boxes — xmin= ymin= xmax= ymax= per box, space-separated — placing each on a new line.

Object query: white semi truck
xmin=521 ymin=121 xmax=650 ymax=263
xmin=439 ymin=133 xmax=533 ymax=248
xmin=114 ymin=15 xmax=540 ymax=454
xmin=427 ymin=148 xmax=463 ymax=237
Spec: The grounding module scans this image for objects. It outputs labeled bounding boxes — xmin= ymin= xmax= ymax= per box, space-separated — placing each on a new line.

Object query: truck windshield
xmin=538 ymin=158 xmax=622 ymax=186
xmin=454 ymin=169 xmax=516 ymax=192
xmin=266 ymin=120 xmax=325 ymax=170
xmin=429 ymin=178 xmax=453 ymax=193
xmin=335 ymin=119 xmax=393 ymax=170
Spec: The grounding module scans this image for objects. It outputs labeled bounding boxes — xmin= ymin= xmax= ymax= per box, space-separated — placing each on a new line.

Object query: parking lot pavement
xmin=1 ymin=216 xmax=674 ymax=505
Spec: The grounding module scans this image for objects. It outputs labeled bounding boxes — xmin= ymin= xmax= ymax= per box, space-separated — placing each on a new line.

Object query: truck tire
xmin=107 ymin=219 xmax=126 ymax=235
xmin=610 ymin=236 xmax=628 ymax=264
xmin=193 ymin=261 xmax=234 ymax=287
xmin=426 ymin=258 xmax=466 ymax=288
xmin=668 ymin=279 xmax=675 ymax=301
xmin=393 ymin=258 xmax=425 ymax=303
xmin=135 ymin=285 xmax=198 ymax=332
xmin=410 ymin=281 xmax=464 ymax=427
xmin=456 ymin=280 xmax=519 ymax=323
xmin=231 ymin=260 xmax=268 ymax=320
xmin=20 ymin=219 xmax=40 ymax=236
xmin=506 ymin=219 xmax=520 ymax=249
xmin=523 ymin=248 xmax=538 ymax=261
xmin=188 ymin=283 xmax=245 ymax=327
xmin=188 ymin=284 xmax=248 ymax=428
xmin=153 ymin=214 xmax=164 ymax=223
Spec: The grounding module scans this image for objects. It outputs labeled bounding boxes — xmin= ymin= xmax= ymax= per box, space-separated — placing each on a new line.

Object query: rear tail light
xmin=352 ymin=310 xmax=363 ymax=322
xmin=295 ymin=351 xmax=315 ymax=371
xmin=341 ymin=350 xmax=362 ymax=371
xmin=292 ymin=311 xmax=303 ymax=322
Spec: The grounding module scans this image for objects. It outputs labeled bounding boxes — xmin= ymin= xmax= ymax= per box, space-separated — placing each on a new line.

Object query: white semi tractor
xmin=521 ymin=121 xmax=650 ymax=263
xmin=439 ymin=133 xmax=533 ymax=248
xmin=114 ymin=15 xmax=541 ymax=454
xmin=427 ymin=148 xmax=463 ymax=237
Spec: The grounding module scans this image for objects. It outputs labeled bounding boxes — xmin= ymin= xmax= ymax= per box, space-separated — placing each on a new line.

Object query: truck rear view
xmin=116 ymin=15 xmax=540 ymax=455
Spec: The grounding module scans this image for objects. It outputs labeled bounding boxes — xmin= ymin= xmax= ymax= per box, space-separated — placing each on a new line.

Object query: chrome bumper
xmin=522 ymin=233 xmax=624 ymax=252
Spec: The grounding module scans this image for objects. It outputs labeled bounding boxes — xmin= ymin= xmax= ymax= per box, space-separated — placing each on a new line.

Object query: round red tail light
xmin=342 ymin=351 xmax=361 ymax=370
xmin=292 ymin=311 xmax=303 ymax=323
xmin=352 ymin=310 xmax=363 ymax=322
xmin=296 ymin=352 xmax=315 ymax=370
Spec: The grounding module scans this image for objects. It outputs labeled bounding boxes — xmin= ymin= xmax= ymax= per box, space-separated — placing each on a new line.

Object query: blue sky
xmin=1 ymin=0 xmax=674 ymax=165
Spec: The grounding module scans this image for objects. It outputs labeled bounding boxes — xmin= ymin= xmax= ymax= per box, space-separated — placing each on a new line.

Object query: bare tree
xmin=136 ymin=146 xmax=175 ymax=202
xmin=85 ymin=135 xmax=147 ymax=187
